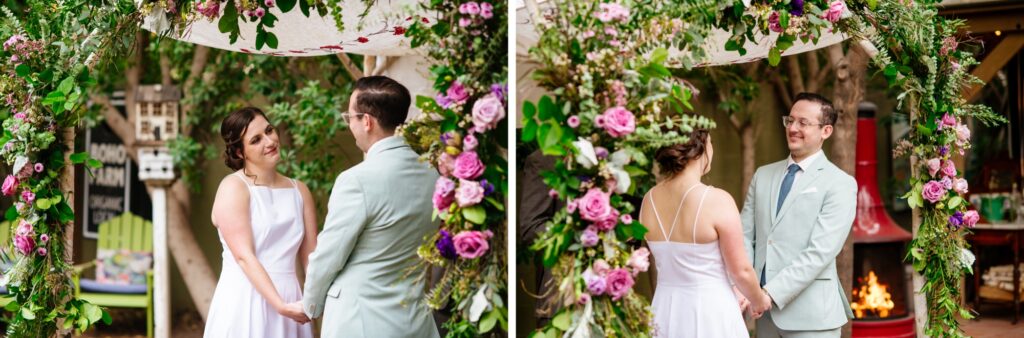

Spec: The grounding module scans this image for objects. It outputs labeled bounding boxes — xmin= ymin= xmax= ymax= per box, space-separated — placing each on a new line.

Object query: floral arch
xmin=0 ymin=0 xmax=506 ymax=336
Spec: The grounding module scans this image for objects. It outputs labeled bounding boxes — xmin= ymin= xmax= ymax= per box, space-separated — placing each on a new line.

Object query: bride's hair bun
xmin=654 ymin=129 xmax=709 ymax=178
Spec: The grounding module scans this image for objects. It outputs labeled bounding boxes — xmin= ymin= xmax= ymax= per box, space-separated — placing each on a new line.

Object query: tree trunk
xmin=740 ymin=123 xmax=755 ymax=192
xmin=828 ymin=42 xmax=868 ymax=338
xmin=62 ymin=127 xmax=76 ymax=264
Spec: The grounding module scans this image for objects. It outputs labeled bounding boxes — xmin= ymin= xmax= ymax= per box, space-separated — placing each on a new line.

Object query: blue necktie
xmin=777 ymin=164 xmax=801 ymax=213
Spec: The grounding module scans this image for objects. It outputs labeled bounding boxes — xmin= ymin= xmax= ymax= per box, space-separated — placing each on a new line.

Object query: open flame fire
xmin=850 ymin=270 xmax=895 ymax=318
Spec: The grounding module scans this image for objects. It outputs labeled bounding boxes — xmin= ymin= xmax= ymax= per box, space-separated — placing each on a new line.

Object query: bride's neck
xmin=664 ymin=169 xmax=702 ymax=190
xmin=242 ymin=164 xmax=279 ymax=186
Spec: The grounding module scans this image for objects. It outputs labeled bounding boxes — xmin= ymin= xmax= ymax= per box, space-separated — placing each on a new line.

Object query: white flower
xmin=960 ymin=248 xmax=976 ymax=272
xmin=13 ymin=155 xmax=28 ymax=175
xmin=573 ymin=137 xmax=598 ymax=169
xmin=468 ymin=285 xmax=490 ymax=323
xmin=567 ymin=298 xmax=594 ymax=338
xmin=607 ymin=150 xmax=632 ymax=194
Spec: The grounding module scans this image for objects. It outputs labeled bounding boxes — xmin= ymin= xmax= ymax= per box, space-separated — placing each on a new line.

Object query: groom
xmin=296 ymin=76 xmax=440 ymax=337
xmin=741 ymin=93 xmax=857 ymax=337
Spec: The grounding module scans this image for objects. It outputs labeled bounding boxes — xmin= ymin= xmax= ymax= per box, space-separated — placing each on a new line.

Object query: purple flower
xmin=940 ymin=177 xmax=953 ymax=190
xmin=446 ymin=81 xmax=469 ymax=104
xmin=583 ymin=268 xmax=607 ymax=295
xmin=789 ymin=0 xmax=805 ymax=16
xmin=435 ymin=93 xmax=453 ymax=109
xmin=594 ymin=147 xmax=609 ymax=159
xmin=480 ymin=179 xmax=495 ymax=195
xmin=580 ymin=226 xmax=600 ymax=247
xmin=922 ymin=180 xmax=947 ymax=203
xmin=490 ymin=83 xmax=507 ymax=102
xmin=949 ymin=211 xmax=964 ymax=229
xmin=939 ymin=146 xmax=949 ymax=156
xmin=436 ymin=230 xmax=457 ymax=259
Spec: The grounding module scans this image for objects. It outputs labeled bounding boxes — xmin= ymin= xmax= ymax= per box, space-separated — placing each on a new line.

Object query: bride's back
xmin=641 ymin=182 xmax=725 ymax=245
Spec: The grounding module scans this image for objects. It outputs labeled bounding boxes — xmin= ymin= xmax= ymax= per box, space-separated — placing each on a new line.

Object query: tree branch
xmin=159 ymin=52 xmax=172 ymax=87
xmin=771 ymin=72 xmax=794 ymax=109
xmin=181 ymin=46 xmax=211 ymax=136
xmin=806 ymin=51 xmax=821 ymax=93
xmin=125 ymin=32 xmax=147 ymax=128
xmin=336 ymin=53 xmax=364 ymax=79
xmin=785 ymin=56 xmax=806 ymax=95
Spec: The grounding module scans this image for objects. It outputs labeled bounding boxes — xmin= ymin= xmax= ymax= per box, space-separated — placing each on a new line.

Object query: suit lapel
xmin=772 ymin=155 xmax=829 ymax=228
xmin=769 ymin=162 xmax=785 ymax=222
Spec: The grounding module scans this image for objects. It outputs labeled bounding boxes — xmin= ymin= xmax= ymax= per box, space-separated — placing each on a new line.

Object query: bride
xmin=205 ymin=107 xmax=318 ymax=337
xmin=640 ymin=129 xmax=770 ymax=337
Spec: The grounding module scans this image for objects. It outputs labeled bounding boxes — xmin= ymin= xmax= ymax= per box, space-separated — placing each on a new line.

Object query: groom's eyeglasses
xmin=341 ymin=112 xmax=366 ymax=124
xmin=782 ymin=116 xmax=825 ymax=129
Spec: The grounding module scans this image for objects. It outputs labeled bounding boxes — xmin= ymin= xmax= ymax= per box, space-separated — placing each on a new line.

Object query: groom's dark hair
xmin=792 ymin=92 xmax=837 ymax=126
xmin=353 ymin=76 xmax=411 ymax=132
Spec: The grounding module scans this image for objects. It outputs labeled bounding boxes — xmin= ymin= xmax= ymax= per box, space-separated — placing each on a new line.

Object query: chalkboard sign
xmin=83 ymin=121 xmax=152 ymax=238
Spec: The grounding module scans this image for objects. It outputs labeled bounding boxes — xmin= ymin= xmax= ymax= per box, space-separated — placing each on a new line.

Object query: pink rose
xmin=823 ymin=0 xmax=845 ymax=23
xmin=768 ymin=12 xmax=783 ymax=33
xmin=14 ymin=234 xmax=34 ymax=256
xmin=452 ymin=151 xmax=485 ymax=180
xmin=471 ymin=94 xmax=505 ymax=133
xmin=580 ymin=226 xmax=600 ymax=247
xmin=940 ymin=177 xmax=953 ymax=190
xmin=922 ymin=180 xmax=947 ymax=203
xmin=594 ymin=209 xmax=620 ymax=231
xmin=628 ymin=248 xmax=650 ymax=275
xmin=955 ymin=124 xmax=970 ymax=143
xmin=21 ymin=190 xmax=34 ymax=204
xmin=605 ymin=268 xmax=635 ymax=300
xmin=446 ymin=81 xmax=469 ymax=104
xmin=578 ymin=188 xmax=614 ymax=223
xmin=438 ymin=153 xmax=456 ymax=177
xmin=583 ymin=268 xmax=607 ymax=295
xmin=593 ymin=259 xmax=612 ymax=275
xmin=433 ymin=177 xmax=456 ymax=212
xmin=942 ymin=160 xmax=956 ymax=177
xmin=2 ymin=175 xmax=17 ymax=196
xmin=941 ymin=114 xmax=957 ymax=129
xmin=601 ymin=106 xmax=636 ymax=137
xmin=453 ymin=230 xmax=492 ymax=259
xmin=566 ymin=199 xmax=578 ymax=214
xmin=16 ymin=220 xmax=32 ymax=236
xmin=953 ymin=178 xmax=969 ymax=194
xmin=594 ymin=3 xmax=629 ymax=23
xmin=455 ymin=179 xmax=485 ymax=207
xmin=963 ymin=210 xmax=980 ymax=228
xmin=463 ymin=134 xmax=478 ymax=152
xmin=567 ymin=115 xmax=581 ymax=128
xmin=926 ymin=158 xmax=941 ymax=177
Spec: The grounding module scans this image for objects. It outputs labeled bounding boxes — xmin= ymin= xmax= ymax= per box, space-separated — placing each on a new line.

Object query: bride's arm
xmin=212 ymin=177 xmax=308 ymax=323
xmin=711 ymin=189 xmax=769 ymax=311
xmin=296 ymin=181 xmax=318 ymax=272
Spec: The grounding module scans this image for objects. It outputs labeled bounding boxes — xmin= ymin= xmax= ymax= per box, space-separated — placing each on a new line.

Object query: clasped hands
xmin=733 ymin=286 xmax=772 ymax=319
xmin=278 ymin=301 xmax=311 ymax=324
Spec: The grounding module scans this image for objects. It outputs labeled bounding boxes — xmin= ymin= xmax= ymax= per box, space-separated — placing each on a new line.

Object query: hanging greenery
xmin=522 ymin=0 xmax=1004 ymax=337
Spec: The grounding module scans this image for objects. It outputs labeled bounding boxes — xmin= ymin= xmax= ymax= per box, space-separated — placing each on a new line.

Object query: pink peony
xmin=463 ymin=134 xmax=478 ymax=152
xmin=942 ymin=160 xmax=957 ymax=177
xmin=452 ymin=151 xmax=485 ymax=180
xmin=2 ymin=175 xmax=17 ymax=196
xmin=438 ymin=152 xmax=456 ymax=177
xmin=433 ymin=177 xmax=456 ymax=211
xmin=627 ymin=248 xmax=650 ymax=275
xmin=768 ymin=12 xmax=783 ymax=33
xmin=455 ymin=179 xmax=485 ymax=207
xmin=823 ymin=0 xmax=845 ymax=23
xmin=594 ymin=3 xmax=629 ymax=23
xmin=963 ymin=210 xmax=980 ymax=228
xmin=601 ymin=106 xmax=636 ymax=137
xmin=453 ymin=230 xmax=493 ymax=259
xmin=471 ymin=94 xmax=505 ymax=133
xmin=922 ymin=180 xmax=947 ymax=203
xmin=605 ymin=268 xmax=635 ymax=300
xmin=21 ymin=190 xmax=34 ymax=204
xmin=926 ymin=158 xmax=941 ymax=177
xmin=578 ymin=188 xmax=614 ymax=223
xmin=582 ymin=268 xmax=607 ymax=295
xmin=567 ymin=115 xmax=581 ymax=128
xmin=446 ymin=81 xmax=469 ymax=104
xmin=580 ymin=226 xmax=600 ymax=247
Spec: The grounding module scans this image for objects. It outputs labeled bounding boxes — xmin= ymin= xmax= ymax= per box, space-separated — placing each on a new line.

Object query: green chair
xmin=73 ymin=212 xmax=154 ymax=337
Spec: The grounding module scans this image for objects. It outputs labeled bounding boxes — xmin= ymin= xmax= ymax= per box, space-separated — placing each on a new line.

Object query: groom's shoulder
xmin=754 ymin=160 xmax=788 ymax=176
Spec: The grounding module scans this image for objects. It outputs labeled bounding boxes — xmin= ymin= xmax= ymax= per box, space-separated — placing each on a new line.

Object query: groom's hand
xmin=731 ymin=285 xmax=750 ymax=313
xmin=279 ymin=302 xmax=311 ymax=324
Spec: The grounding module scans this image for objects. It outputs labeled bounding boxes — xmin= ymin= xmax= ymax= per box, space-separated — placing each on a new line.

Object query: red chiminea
xmin=851 ymin=103 xmax=916 ymax=338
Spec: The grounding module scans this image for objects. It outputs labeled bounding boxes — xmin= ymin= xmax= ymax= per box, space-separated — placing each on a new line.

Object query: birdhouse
xmin=134 ymin=84 xmax=181 ymax=145
xmin=138 ymin=147 xmax=175 ymax=182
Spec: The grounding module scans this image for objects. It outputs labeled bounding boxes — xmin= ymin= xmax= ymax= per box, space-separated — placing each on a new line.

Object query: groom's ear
xmin=821 ymin=124 xmax=834 ymax=139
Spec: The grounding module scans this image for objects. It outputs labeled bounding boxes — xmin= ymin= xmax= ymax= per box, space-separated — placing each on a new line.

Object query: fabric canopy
xmin=141 ymin=0 xmax=428 ymax=56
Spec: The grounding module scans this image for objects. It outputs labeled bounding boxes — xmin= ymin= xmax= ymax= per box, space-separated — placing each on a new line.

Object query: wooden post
xmin=148 ymin=182 xmax=170 ymax=338
xmin=908 ymin=92 xmax=928 ymax=336
xmin=61 ymin=127 xmax=75 ymax=264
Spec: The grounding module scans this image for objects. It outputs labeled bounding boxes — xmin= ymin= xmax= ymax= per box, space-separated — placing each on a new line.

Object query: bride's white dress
xmin=204 ymin=173 xmax=313 ymax=338
xmin=647 ymin=186 xmax=749 ymax=337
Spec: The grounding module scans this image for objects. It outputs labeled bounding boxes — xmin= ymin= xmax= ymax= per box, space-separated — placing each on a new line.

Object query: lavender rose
xmin=580 ymin=226 xmax=600 ymax=247
xmin=452 ymin=151 xmax=485 ymax=180
xmin=433 ymin=177 xmax=456 ymax=212
xmin=628 ymin=247 xmax=650 ymax=275
xmin=605 ymin=268 xmax=635 ymax=300
xmin=578 ymin=188 xmax=614 ymax=223
xmin=453 ymin=230 xmax=493 ymax=259
xmin=926 ymin=158 xmax=941 ymax=177
xmin=455 ymin=179 xmax=485 ymax=207
xmin=940 ymin=177 xmax=953 ymax=190
xmin=789 ymin=0 xmax=805 ymax=16
xmin=601 ymin=106 xmax=636 ymax=137
xmin=471 ymin=94 xmax=505 ymax=133
xmin=953 ymin=178 xmax=969 ymax=194
xmin=922 ymin=180 xmax=947 ymax=203
xmin=583 ymin=268 xmax=607 ymax=295
xmin=942 ymin=160 xmax=957 ymax=177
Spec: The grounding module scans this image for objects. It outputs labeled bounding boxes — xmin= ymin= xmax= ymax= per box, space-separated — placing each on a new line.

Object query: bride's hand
xmin=278 ymin=302 xmax=311 ymax=324
xmin=732 ymin=286 xmax=750 ymax=313
xmin=750 ymin=289 xmax=772 ymax=318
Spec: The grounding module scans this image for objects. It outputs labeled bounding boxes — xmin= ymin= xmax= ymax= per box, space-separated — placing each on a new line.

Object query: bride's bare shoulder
xmin=704 ymin=187 xmax=738 ymax=209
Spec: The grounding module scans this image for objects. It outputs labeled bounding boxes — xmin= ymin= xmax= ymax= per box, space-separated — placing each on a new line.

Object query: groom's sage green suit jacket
xmin=741 ymin=154 xmax=857 ymax=331
xmin=302 ymin=136 xmax=440 ymax=337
